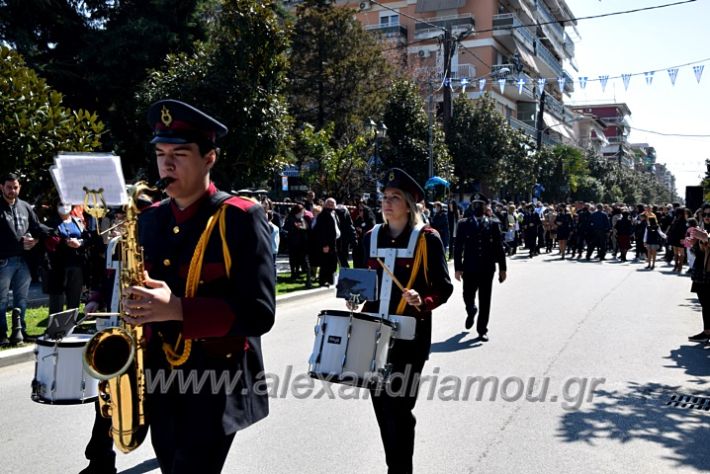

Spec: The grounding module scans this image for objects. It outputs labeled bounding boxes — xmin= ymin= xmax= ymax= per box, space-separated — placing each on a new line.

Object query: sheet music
xmin=51 ymin=153 xmax=128 ymax=205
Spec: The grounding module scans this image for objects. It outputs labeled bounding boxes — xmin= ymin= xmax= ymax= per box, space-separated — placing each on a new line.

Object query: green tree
xmin=138 ymin=0 xmax=291 ymax=188
xmin=0 ymin=46 xmax=104 ymax=197
xmin=499 ymin=129 xmax=537 ymax=200
xmin=289 ymin=0 xmax=392 ymax=142
xmin=380 ymin=80 xmax=452 ymax=187
xmin=447 ymin=94 xmax=511 ymax=192
xmin=1 ymin=0 xmax=208 ymax=173
xmin=294 ymin=123 xmax=370 ymax=200
xmin=536 ymin=144 xmax=589 ymax=202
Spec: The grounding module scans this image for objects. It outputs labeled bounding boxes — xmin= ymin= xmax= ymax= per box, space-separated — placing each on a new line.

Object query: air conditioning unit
xmin=417 ymin=49 xmax=431 ymax=59
xmin=359 ymin=1 xmax=372 ymax=10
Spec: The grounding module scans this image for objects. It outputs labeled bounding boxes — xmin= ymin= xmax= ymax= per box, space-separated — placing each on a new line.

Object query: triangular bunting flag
xmin=460 ymin=78 xmax=470 ymax=93
xmin=668 ymin=68 xmax=679 ymax=86
xmin=622 ymin=74 xmax=631 ymax=91
xmin=557 ymin=76 xmax=566 ymax=92
xmin=478 ymin=79 xmax=486 ymax=91
xmin=579 ymin=76 xmax=588 ymax=89
xmin=537 ymin=78 xmax=547 ymax=95
xmin=694 ymin=65 xmax=704 ymax=83
xmin=498 ymin=78 xmax=506 ymax=94
xmin=644 ymin=71 xmax=654 ymax=85
xmin=517 ymin=77 xmax=526 ymax=94
xmin=599 ymin=75 xmax=609 ymax=92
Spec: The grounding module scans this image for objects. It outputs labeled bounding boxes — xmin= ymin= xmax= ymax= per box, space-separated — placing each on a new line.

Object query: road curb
xmin=0 ymin=286 xmax=334 ymax=369
xmin=0 ymin=345 xmax=35 ymax=368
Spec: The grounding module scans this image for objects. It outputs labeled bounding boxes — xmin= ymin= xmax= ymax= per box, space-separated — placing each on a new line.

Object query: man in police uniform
xmin=120 ymin=99 xmax=276 ymax=473
xmin=453 ymin=194 xmax=507 ymax=340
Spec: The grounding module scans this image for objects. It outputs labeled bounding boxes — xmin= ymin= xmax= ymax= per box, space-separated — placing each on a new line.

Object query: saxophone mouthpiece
xmin=155 ymin=177 xmax=175 ymax=190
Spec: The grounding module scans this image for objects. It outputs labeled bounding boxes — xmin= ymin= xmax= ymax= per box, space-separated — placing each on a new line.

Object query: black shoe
xmin=79 ymin=461 xmax=117 ymax=474
xmin=478 ymin=333 xmax=489 ymax=342
xmin=465 ymin=305 xmax=478 ymax=330
xmin=688 ymin=331 xmax=710 ymax=342
xmin=0 ymin=336 xmax=9 ymax=347
xmin=465 ymin=314 xmax=474 ymax=330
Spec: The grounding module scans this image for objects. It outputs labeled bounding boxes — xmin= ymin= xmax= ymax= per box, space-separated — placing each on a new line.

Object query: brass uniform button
xmin=163 ymin=259 xmax=171 ymax=267
xmin=172 ymin=226 xmax=180 ymax=234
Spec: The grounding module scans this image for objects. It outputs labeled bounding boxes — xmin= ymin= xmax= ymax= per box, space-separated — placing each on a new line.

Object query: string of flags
xmin=441 ymin=59 xmax=707 ymax=94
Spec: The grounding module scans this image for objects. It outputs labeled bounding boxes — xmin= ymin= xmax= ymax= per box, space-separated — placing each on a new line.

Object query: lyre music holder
xmin=336 ymin=268 xmax=379 ymax=307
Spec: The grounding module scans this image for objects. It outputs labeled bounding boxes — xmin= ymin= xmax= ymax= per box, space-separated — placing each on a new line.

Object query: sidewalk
xmin=0 ymin=283 xmax=332 ymax=369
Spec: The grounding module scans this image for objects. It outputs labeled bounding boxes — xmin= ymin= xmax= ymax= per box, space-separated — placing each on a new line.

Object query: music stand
xmin=336 ymin=268 xmax=378 ymax=305
xmin=44 ymin=308 xmax=79 ymax=339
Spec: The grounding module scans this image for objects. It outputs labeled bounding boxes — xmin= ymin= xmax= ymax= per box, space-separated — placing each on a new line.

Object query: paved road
xmin=2 ymin=253 xmax=709 ymax=473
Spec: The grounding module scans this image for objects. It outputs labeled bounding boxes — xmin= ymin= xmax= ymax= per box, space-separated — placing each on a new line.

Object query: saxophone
xmin=82 ymin=180 xmax=165 ymax=453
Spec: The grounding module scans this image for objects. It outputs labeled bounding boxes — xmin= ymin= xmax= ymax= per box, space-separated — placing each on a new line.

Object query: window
xmin=380 ymin=14 xmax=399 ymax=27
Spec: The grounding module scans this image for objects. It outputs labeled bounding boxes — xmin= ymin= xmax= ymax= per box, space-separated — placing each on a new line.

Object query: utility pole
xmin=428 ymin=82 xmax=434 ymax=181
xmin=441 ymin=26 xmax=453 ymax=137
xmin=535 ymin=89 xmax=547 ymax=151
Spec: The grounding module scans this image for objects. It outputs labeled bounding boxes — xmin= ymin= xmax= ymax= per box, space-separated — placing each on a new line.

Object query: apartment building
xmin=350 ymin=0 xmax=579 ymax=146
xmin=571 ymin=103 xmax=634 ymax=168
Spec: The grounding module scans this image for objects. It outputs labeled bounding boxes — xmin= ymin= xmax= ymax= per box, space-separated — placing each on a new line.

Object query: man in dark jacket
xmin=0 ymin=173 xmax=52 ymax=344
xmin=431 ymin=202 xmax=450 ymax=252
xmin=586 ymin=204 xmax=611 ymax=261
xmin=312 ymin=197 xmax=340 ymax=287
xmin=117 ymin=99 xmax=276 ymax=473
xmin=453 ymin=195 xmax=507 ymax=340
xmin=334 ymin=202 xmax=356 ymax=269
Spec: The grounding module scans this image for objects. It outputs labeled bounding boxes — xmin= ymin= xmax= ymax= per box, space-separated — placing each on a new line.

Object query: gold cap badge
xmin=389 ymin=172 xmax=395 ymax=181
xmin=160 ymin=106 xmax=173 ymax=127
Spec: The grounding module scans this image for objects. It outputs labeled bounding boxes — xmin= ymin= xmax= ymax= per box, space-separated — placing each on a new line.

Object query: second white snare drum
xmin=309 ymin=310 xmax=394 ymax=388
xmin=31 ymin=334 xmax=99 ymax=405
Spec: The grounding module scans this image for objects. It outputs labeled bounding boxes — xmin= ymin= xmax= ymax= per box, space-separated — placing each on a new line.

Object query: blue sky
xmin=565 ymin=0 xmax=710 ymax=195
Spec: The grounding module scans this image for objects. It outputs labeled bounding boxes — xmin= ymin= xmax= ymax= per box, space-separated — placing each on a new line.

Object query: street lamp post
xmin=366 ymin=119 xmax=387 ymax=200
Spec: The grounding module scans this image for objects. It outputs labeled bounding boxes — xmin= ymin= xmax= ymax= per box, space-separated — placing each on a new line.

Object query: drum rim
xmin=36 ymin=335 xmax=92 ymax=348
xmin=31 ymin=394 xmax=98 ymax=405
xmin=318 ymin=310 xmax=395 ymax=327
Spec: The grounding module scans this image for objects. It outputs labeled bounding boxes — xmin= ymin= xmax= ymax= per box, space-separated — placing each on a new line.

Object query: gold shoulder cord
xmin=395 ymin=231 xmax=429 ymax=314
xmin=163 ymin=204 xmax=232 ymax=368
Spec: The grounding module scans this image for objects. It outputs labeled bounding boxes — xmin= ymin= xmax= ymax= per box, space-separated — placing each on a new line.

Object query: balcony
xmin=451 ymin=63 xmax=475 ymax=80
xmin=563 ymin=34 xmax=575 ymax=58
xmin=534 ymin=40 xmax=565 ymax=79
xmin=365 ymin=23 xmax=408 ymax=44
xmin=544 ymin=93 xmax=571 ymax=121
xmin=414 ymin=13 xmax=475 ymax=40
xmin=492 ymin=13 xmax=536 ymax=52
xmin=536 ymin=0 xmax=565 ymax=43
xmin=509 ymin=117 xmax=537 ymax=138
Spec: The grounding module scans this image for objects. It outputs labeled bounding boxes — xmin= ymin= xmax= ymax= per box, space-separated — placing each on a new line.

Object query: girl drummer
xmin=354 ymin=168 xmax=453 ymax=473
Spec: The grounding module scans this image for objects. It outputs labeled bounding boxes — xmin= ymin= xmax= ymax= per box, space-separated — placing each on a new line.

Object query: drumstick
xmin=376 ymin=258 xmax=421 ymax=312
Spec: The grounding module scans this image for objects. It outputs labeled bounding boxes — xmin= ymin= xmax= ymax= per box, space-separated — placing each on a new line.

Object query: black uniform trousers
xmin=462 ymin=270 xmax=494 ymax=335
xmin=370 ymin=338 xmax=428 ymax=474
xmin=586 ymin=230 xmax=608 ymax=259
xmin=147 ymin=353 xmax=241 ymax=474
xmin=84 ymin=400 xmax=116 ymax=468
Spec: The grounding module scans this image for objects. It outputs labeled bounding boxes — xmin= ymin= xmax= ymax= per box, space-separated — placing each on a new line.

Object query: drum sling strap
xmin=163 ymin=202 xmax=233 ymax=368
xmin=394 ymin=231 xmax=429 ymax=314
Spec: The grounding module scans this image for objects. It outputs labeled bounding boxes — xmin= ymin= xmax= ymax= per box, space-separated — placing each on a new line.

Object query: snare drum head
xmin=318 ymin=310 xmax=395 ymax=327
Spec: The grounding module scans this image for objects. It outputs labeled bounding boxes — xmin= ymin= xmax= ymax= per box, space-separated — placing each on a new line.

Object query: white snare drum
xmin=31 ymin=334 xmax=99 ymax=405
xmin=309 ymin=310 xmax=394 ymax=388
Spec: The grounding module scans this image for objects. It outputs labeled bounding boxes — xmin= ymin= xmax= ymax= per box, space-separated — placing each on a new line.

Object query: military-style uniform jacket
xmin=454 ymin=216 xmax=507 ymax=275
xmin=138 ymin=183 xmax=276 ymax=434
xmin=360 ymin=225 xmax=453 ymax=356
